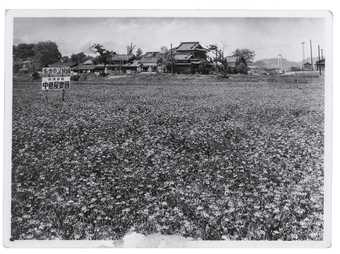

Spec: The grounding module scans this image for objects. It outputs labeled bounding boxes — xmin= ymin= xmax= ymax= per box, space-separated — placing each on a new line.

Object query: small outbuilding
xmin=139 ymin=52 xmax=163 ymax=72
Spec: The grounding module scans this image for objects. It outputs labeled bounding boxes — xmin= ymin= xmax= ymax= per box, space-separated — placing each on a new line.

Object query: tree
xmin=33 ymin=41 xmax=62 ymax=67
xmin=126 ymin=43 xmax=136 ymax=55
xmin=160 ymin=46 xmax=169 ymax=54
xmin=71 ymin=52 xmax=88 ymax=64
xmin=208 ymin=44 xmax=220 ymax=66
xmin=135 ymin=48 xmax=143 ymax=58
xmin=90 ymin=43 xmax=115 ymax=65
xmin=13 ymin=43 xmax=35 ymax=60
xmin=208 ymin=44 xmax=228 ymax=75
xmin=61 ymin=56 xmax=71 ymax=63
xmin=235 ymin=61 xmax=248 ymax=74
xmin=232 ymin=49 xmax=255 ymax=64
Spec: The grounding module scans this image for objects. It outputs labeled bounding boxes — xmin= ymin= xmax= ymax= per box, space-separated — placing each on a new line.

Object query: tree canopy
xmin=126 ymin=43 xmax=136 ymax=56
xmin=13 ymin=43 xmax=35 ymax=60
xmin=232 ymin=49 xmax=256 ymax=64
xmin=90 ymin=43 xmax=115 ymax=65
xmin=135 ymin=48 xmax=143 ymax=58
xmin=33 ymin=41 xmax=62 ymax=67
xmin=71 ymin=52 xmax=89 ymax=65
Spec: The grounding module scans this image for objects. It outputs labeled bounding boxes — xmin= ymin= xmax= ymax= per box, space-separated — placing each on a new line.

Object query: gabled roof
xmin=174 ymin=54 xmax=193 ymax=61
xmin=175 ymin=42 xmax=207 ymax=51
xmin=111 ymin=54 xmax=134 ymax=62
xmin=142 ymin=51 xmax=160 ymax=58
xmin=140 ymin=57 xmax=159 ymax=64
xmin=73 ymin=64 xmax=96 ymax=70
xmin=82 ymin=59 xmax=94 ymax=65
xmin=139 ymin=51 xmax=164 ymax=65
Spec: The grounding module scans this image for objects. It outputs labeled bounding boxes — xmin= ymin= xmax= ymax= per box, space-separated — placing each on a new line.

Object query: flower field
xmin=11 ymin=75 xmax=324 ymax=240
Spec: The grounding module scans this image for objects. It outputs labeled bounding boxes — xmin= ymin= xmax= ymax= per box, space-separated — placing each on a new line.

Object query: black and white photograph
xmin=3 ymin=10 xmax=332 ymax=247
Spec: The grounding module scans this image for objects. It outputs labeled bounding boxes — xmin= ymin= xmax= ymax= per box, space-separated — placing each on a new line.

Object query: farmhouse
xmin=139 ymin=52 xmax=165 ymax=72
xmin=72 ymin=59 xmax=96 ymax=73
xmin=124 ymin=60 xmax=141 ymax=74
xmin=172 ymin=42 xmax=209 ymax=74
xmin=108 ymin=54 xmax=135 ymax=73
xmin=49 ymin=61 xmax=77 ymax=68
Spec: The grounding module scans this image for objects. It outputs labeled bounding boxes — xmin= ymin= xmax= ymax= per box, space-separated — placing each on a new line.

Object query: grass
xmin=11 ymin=74 xmax=324 ymax=240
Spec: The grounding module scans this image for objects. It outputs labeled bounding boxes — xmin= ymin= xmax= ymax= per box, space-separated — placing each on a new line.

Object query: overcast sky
xmin=13 ymin=17 xmax=326 ymax=61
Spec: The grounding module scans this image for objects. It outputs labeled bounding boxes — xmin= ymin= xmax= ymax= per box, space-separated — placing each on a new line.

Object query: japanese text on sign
xmin=41 ymin=67 xmax=71 ymax=90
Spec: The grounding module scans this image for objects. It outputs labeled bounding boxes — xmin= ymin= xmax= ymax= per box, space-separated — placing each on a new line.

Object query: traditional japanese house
xmin=124 ymin=60 xmax=141 ymax=74
xmin=139 ymin=52 xmax=164 ymax=72
xmin=72 ymin=59 xmax=96 ymax=73
xmin=171 ymin=42 xmax=209 ymax=74
xmin=108 ymin=54 xmax=135 ymax=73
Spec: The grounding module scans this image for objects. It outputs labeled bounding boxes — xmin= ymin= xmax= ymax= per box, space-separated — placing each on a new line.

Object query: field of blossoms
xmin=11 ymin=74 xmax=324 ymax=240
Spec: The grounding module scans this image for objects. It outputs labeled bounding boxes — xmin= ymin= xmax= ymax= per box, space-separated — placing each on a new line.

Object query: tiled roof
xmin=82 ymin=59 xmax=94 ymax=65
xmin=174 ymin=54 xmax=193 ymax=61
xmin=142 ymin=52 xmax=160 ymax=58
xmin=176 ymin=42 xmax=207 ymax=51
xmin=176 ymin=42 xmax=199 ymax=51
xmin=73 ymin=64 xmax=96 ymax=70
xmin=140 ymin=57 xmax=159 ymax=64
xmin=112 ymin=54 xmax=133 ymax=61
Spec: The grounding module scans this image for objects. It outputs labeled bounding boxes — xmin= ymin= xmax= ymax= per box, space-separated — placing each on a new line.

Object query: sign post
xmin=41 ymin=67 xmax=71 ymax=103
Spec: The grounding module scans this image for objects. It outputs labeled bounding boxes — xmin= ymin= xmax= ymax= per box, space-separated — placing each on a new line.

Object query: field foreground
xmin=11 ymin=75 xmax=324 ymax=240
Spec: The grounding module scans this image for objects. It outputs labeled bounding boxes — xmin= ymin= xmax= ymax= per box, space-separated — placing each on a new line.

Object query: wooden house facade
xmin=171 ymin=42 xmax=209 ymax=74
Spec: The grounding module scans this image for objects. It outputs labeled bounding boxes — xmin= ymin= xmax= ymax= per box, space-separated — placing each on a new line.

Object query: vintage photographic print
xmin=3 ymin=10 xmax=332 ymax=247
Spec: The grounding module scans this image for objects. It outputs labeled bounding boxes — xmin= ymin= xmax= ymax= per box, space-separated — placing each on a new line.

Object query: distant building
xmin=303 ymin=62 xmax=313 ymax=71
xmin=171 ymin=42 xmax=209 ymax=74
xmin=224 ymin=56 xmax=248 ymax=74
xmin=109 ymin=54 xmax=135 ymax=73
xmin=82 ymin=59 xmax=95 ymax=65
xmin=139 ymin=52 xmax=164 ymax=72
xmin=124 ymin=60 xmax=141 ymax=74
xmin=13 ymin=58 xmax=40 ymax=73
xmin=49 ymin=62 xmax=77 ymax=68
xmin=247 ymin=65 xmax=261 ymax=75
xmin=72 ymin=59 xmax=96 ymax=73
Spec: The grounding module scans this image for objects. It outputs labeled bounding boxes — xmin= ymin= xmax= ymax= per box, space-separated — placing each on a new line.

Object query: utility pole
xmin=310 ymin=40 xmax=314 ymax=71
xmin=318 ymin=44 xmax=321 ymax=74
xmin=301 ymin=42 xmax=305 ymax=70
xmin=321 ymin=49 xmax=324 ymax=60
xmin=170 ymin=43 xmax=174 ymax=74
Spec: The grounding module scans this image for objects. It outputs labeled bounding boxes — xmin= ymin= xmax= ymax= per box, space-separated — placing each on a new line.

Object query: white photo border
xmin=3 ymin=9 xmax=333 ymax=248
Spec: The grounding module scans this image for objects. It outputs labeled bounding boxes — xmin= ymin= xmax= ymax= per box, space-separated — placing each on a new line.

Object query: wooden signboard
xmin=41 ymin=67 xmax=71 ymax=91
